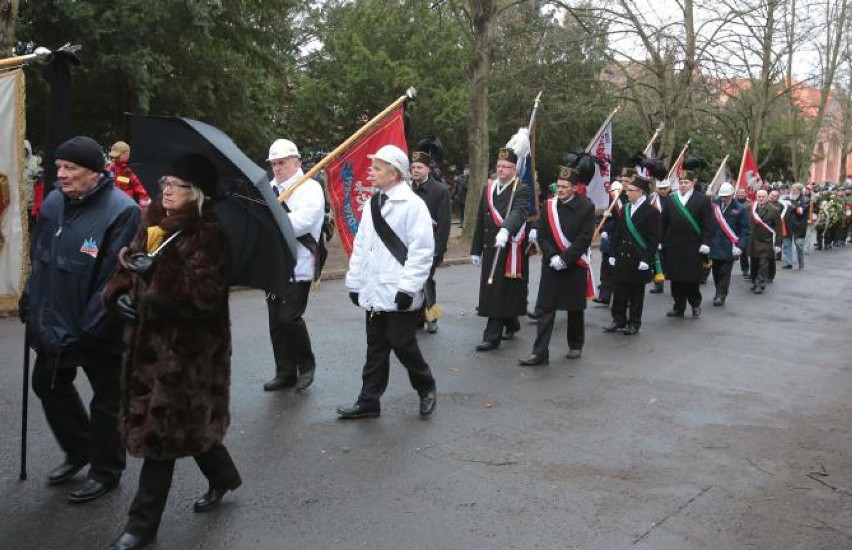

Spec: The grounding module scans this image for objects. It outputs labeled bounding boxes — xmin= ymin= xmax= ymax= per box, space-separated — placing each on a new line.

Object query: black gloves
xmin=17 ymin=292 xmax=28 ymax=324
xmin=115 ymin=294 xmax=138 ymax=323
xmin=349 ymin=292 xmax=360 ymax=306
xmin=126 ymin=252 xmax=156 ymax=279
xmin=394 ymin=291 xmax=413 ymax=311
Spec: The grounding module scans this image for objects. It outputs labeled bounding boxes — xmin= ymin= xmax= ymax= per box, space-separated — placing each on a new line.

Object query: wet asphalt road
xmin=1 ymin=248 xmax=851 ymax=549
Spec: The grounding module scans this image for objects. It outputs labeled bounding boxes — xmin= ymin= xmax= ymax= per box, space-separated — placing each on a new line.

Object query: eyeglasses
xmin=158 ymin=177 xmax=193 ymax=191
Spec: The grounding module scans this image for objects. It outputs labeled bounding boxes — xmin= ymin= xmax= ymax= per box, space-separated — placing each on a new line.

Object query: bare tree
xmin=0 ymin=0 xmax=19 ymax=55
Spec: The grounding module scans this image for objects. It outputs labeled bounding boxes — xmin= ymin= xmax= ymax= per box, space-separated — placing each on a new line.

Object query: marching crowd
xmin=15 ymin=132 xmax=851 ymax=549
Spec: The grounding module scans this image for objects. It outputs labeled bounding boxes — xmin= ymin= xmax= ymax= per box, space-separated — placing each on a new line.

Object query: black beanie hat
xmin=54 ymin=136 xmax=105 ymax=173
xmin=165 ymin=153 xmax=218 ymax=198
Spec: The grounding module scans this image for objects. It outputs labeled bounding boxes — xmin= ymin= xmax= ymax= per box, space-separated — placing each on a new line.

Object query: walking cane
xmin=20 ymin=332 xmax=30 ymax=480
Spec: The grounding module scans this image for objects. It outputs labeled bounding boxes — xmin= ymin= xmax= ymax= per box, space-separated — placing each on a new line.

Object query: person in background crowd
xmin=107 ymin=141 xmax=151 ymax=208
xmin=747 ymin=189 xmax=782 ymax=295
xmin=782 ymin=183 xmax=809 ymax=270
xmin=708 ymin=182 xmax=750 ymax=306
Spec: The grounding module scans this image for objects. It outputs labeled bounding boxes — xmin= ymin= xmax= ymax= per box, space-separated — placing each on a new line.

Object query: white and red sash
xmin=547 ymin=198 xmax=595 ymax=298
xmin=487 ymin=179 xmax=526 ymax=278
xmin=751 ymin=203 xmax=776 ymax=241
xmin=713 ymin=202 xmax=739 ymax=245
xmin=778 ymin=200 xmax=789 ymax=237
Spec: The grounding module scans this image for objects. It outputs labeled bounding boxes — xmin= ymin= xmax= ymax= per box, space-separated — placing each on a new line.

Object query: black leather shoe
xmin=622 ymin=326 xmax=639 ymax=336
xmin=566 ymin=349 xmax=583 ymax=359
xmin=602 ymin=323 xmax=625 ymax=333
xmin=754 ymin=286 xmax=764 ymax=294
xmin=649 ymin=285 xmax=663 ymax=294
xmin=666 ymin=309 xmax=684 ymax=318
xmin=105 ymin=532 xmax=151 ymax=550
xmin=68 ymin=478 xmax=117 ymax=503
xmin=692 ymin=306 xmax=701 ymax=318
xmin=47 ymin=461 xmax=86 ymax=485
xmin=782 ymin=264 xmax=793 ymax=269
xmin=712 ymin=296 xmax=723 ymax=306
xmin=591 ymin=297 xmax=610 ymax=305
xmin=193 ymin=482 xmax=240 ymax=513
xmin=336 ymin=402 xmax=381 ymax=419
xmin=419 ymin=389 xmax=437 ymax=417
xmin=475 ymin=341 xmax=499 ymax=351
xmin=426 ymin=320 xmax=438 ymax=333
xmin=263 ymin=376 xmax=296 ymax=392
xmin=294 ymin=370 xmax=314 ymax=392
xmin=518 ymin=354 xmax=549 ymax=366
xmin=502 ymin=330 xmax=516 ymax=340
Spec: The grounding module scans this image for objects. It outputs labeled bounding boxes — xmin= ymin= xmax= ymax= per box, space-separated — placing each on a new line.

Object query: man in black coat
xmin=603 ymin=175 xmax=661 ymax=335
xmin=22 ymin=136 xmax=140 ymax=503
xmin=519 ymin=167 xmax=595 ymax=365
xmin=471 ymin=147 xmax=531 ymax=351
xmin=660 ymin=169 xmax=714 ymax=318
xmin=410 ymin=150 xmax=452 ymax=333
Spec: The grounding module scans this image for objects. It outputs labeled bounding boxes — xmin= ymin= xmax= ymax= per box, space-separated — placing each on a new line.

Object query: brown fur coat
xmin=103 ymin=201 xmax=232 ymax=460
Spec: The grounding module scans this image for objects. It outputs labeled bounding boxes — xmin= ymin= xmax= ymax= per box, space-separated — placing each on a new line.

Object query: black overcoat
xmin=535 ymin=195 xmax=595 ymax=311
xmin=471 ymin=179 xmax=531 ymax=317
xmin=412 ymin=175 xmax=452 ymax=257
xmin=103 ymin=202 xmax=232 ymax=460
xmin=609 ymin=199 xmax=661 ymax=285
xmin=661 ymin=191 xmax=713 ymax=282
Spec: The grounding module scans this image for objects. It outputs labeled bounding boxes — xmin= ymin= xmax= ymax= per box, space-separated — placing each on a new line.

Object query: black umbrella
xmin=129 ymin=115 xmax=297 ymax=294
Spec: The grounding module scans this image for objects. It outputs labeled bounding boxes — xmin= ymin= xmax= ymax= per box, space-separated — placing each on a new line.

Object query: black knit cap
xmin=165 ymin=153 xmax=219 ymax=198
xmin=54 ymin=136 xmax=105 ymax=173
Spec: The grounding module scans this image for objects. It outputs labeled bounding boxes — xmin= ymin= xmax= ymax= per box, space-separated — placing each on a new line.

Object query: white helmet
xmin=718 ymin=182 xmax=735 ymax=196
xmin=267 ymin=139 xmax=300 ymax=161
xmin=368 ymin=145 xmax=409 ymax=177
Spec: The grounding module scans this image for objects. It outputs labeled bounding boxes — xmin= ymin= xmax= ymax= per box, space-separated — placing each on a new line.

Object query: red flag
xmin=326 ymin=107 xmax=407 ymax=255
xmin=737 ymin=146 xmax=762 ymax=202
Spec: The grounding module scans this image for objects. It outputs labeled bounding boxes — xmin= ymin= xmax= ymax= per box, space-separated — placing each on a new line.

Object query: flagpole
xmin=706 ymin=155 xmax=730 ymax=196
xmin=734 ymin=137 xmax=750 ymax=194
xmin=666 ymin=138 xmax=692 ymax=179
xmin=643 ymin=123 xmax=663 ymax=155
xmin=280 ymin=87 xmax=417 ymax=203
xmin=585 ymin=105 xmax=621 ymax=152
xmin=0 ymin=44 xmax=80 ymax=70
xmin=528 ymin=91 xmax=543 ymax=223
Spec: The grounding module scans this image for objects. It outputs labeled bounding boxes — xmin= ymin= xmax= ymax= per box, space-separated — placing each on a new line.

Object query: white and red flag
xmin=737 ymin=143 xmax=762 ymax=203
xmin=585 ymin=111 xmax=615 ymax=209
xmin=325 ymin=107 xmax=407 ymax=255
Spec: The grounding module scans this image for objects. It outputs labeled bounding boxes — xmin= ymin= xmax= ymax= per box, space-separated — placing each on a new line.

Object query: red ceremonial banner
xmin=326 ymin=107 xmax=407 ymax=255
xmin=738 ymin=146 xmax=762 ymax=202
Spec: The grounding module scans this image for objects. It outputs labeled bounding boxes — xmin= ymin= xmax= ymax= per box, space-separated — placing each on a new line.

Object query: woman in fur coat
xmin=102 ymin=154 xmax=241 ymax=550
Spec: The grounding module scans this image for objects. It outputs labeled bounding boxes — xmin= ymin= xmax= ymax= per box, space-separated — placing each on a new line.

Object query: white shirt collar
xmin=630 ymin=195 xmax=646 ymax=215
xmin=271 ymin=168 xmax=305 ymax=191
xmin=679 ymin=189 xmax=693 ymax=203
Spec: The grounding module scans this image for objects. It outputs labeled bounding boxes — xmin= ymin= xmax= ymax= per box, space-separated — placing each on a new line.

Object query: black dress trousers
xmin=711 ymin=260 xmax=734 ymax=297
xmin=357 ymin=311 xmax=436 ymax=408
xmin=266 ymin=281 xmax=316 ymax=379
xmin=31 ymin=352 xmax=126 ymax=483
xmin=611 ymin=282 xmax=646 ymax=328
xmin=669 ymin=281 xmax=702 ymax=311
xmin=531 ymin=308 xmax=584 ymax=358
xmin=125 ymin=443 xmax=241 ymax=538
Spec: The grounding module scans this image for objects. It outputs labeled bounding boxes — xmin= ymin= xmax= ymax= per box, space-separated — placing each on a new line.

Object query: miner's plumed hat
xmin=497 ymin=148 xmax=518 ymax=165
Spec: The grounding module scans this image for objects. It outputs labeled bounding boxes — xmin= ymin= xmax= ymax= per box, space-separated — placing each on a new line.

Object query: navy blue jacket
xmin=708 ymin=197 xmax=750 ymax=261
xmin=26 ymin=176 xmax=140 ymax=357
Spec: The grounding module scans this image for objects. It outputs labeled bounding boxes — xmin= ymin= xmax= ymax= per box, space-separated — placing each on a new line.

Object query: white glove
xmin=608 ymin=256 xmax=616 ymax=267
xmin=471 ymin=255 xmax=481 ymax=267
xmin=698 ymin=244 xmax=710 ymax=255
xmin=600 ymin=231 xmax=608 ymax=240
xmin=732 ymin=245 xmax=742 ymax=258
xmin=494 ymin=228 xmax=510 ymax=248
xmin=549 ymin=255 xmax=567 ymax=271
xmin=774 ymin=246 xmax=781 ymax=254
xmin=603 ymin=210 xmax=612 ymax=218
xmin=528 ymin=228 xmax=538 ymax=244
xmin=638 ymin=261 xmax=650 ymax=271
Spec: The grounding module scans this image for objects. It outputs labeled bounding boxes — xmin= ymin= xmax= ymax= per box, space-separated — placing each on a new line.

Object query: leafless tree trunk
xmin=0 ymin=0 xmax=19 ymax=55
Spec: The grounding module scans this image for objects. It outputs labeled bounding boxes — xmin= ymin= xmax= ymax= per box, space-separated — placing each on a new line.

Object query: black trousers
xmin=768 ymin=254 xmax=776 ymax=281
xmin=711 ymin=260 xmax=734 ymax=297
xmin=483 ymin=316 xmax=520 ymax=344
xmin=421 ymin=255 xmax=443 ymax=322
xmin=751 ymin=256 xmax=770 ymax=288
xmin=598 ymin=253 xmax=614 ymax=302
xmin=357 ymin=311 xmax=436 ymax=408
xmin=31 ymin=352 xmax=125 ymax=483
xmin=532 ymin=308 xmax=584 ymax=358
xmin=740 ymin=253 xmax=750 ymax=274
xmin=125 ymin=443 xmax=241 ymax=538
xmin=670 ymin=280 xmax=702 ymax=311
xmin=611 ymin=282 xmax=646 ymax=328
xmin=266 ymin=281 xmax=315 ymax=379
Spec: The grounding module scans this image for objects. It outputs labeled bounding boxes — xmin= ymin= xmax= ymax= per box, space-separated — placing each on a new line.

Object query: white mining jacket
xmin=345 ymin=182 xmax=434 ymax=311
xmin=271 ymin=169 xmax=325 ymax=282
